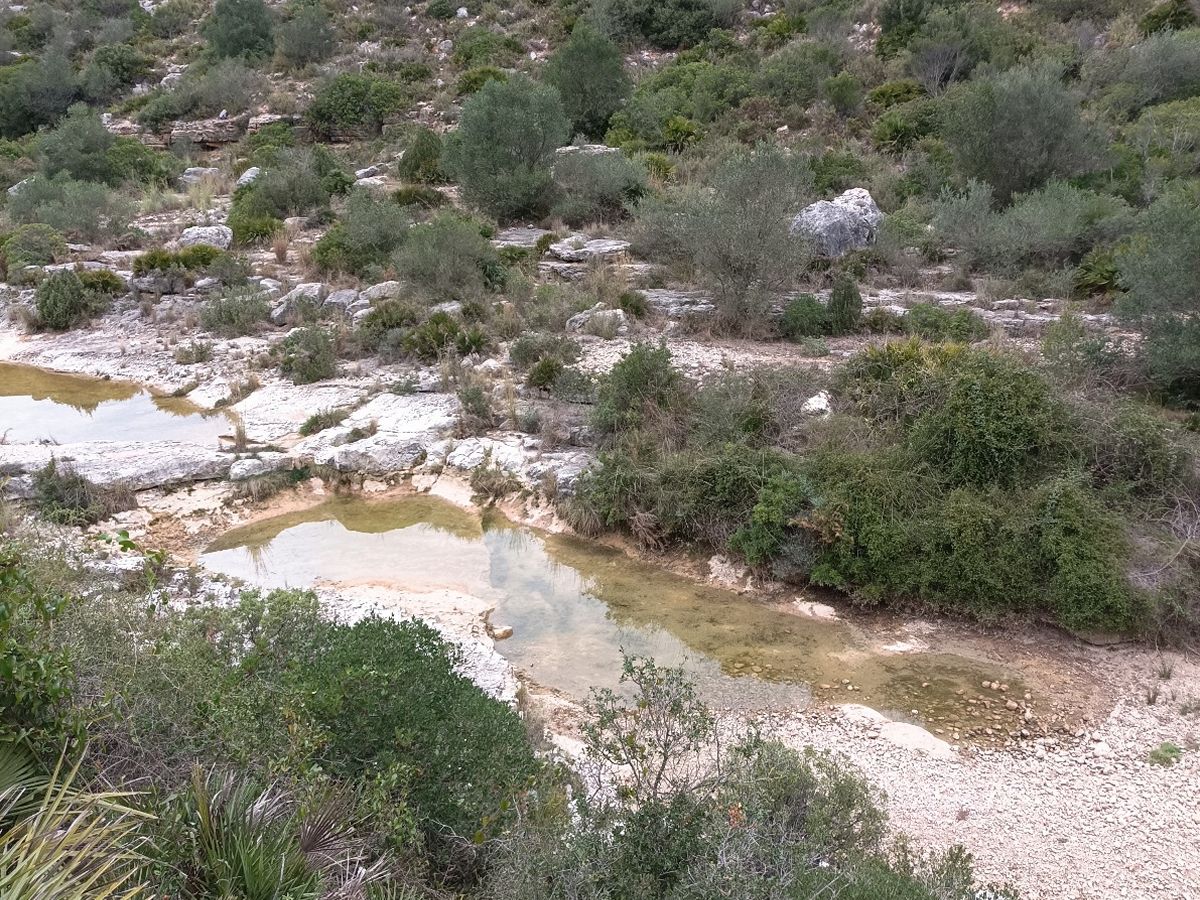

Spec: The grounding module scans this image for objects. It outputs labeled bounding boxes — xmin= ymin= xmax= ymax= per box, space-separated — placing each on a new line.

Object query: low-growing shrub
xmin=1 ymin=224 xmax=67 ymax=271
xmin=201 ymin=290 xmax=271 ymax=336
xmin=395 ymin=127 xmax=445 ymax=183
xmin=457 ymin=65 xmax=507 ymax=96
xmin=279 ymin=326 xmax=336 ymax=384
xmin=393 ymin=213 xmax=501 ymax=300
xmin=312 ymin=191 xmax=410 ymax=275
xmin=780 ymin=294 xmax=829 ymax=339
xmin=903 ymin=303 xmax=990 ymax=342
xmin=298 ymin=407 xmax=350 ymax=436
xmin=34 ymin=270 xmax=106 ymax=330
xmin=305 ymin=73 xmax=405 ymax=140
xmin=32 ymin=458 xmax=132 ymax=525
xmin=551 ymin=149 xmax=647 ymax=225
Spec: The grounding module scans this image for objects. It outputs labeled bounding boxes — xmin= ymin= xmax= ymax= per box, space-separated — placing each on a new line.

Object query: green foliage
xmin=279 ymin=326 xmax=336 ymax=384
xmin=1148 ymin=741 xmax=1183 ymax=765
xmin=35 ymin=271 xmax=105 ymax=330
xmin=1073 ymin=248 xmax=1121 ymax=298
xmin=395 ymin=127 xmax=445 ymax=183
xmin=393 ymin=213 xmax=500 ymax=300
xmin=632 ymin=144 xmax=812 ymax=333
xmin=82 ymin=43 xmax=151 ymax=103
xmin=457 ymin=65 xmax=507 ymax=97
xmin=551 ymin=149 xmax=647 ymax=225
xmin=203 ymin=0 xmax=275 ymax=59
xmin=36 ymin=105 xmax=114 ymax=183
xmin=136 ymin=58 xmax=259 ymax=132
xmin=305 ymin=73 xmax=405 ymax=140
xmin=903 ymin=303 xmax=990 ymax=342
xmin=602 ymin=0 xmax=725 ymax=50
xmin=0 ymin=545 xmax=75 ymax=745
xmin=544 ymin=24 xmax=630 ymax=139
xmin=392 ymin=184 xmax=447 ymax=208
xmin=868 ymin=79 xmax=924 ymax=108
xmin=453 ymin=26 xmax=522 ymax=67
xmin=200 ymin=290 xmax=270 ymax=337
xmin=32 ymin=458 xmax=129 ymax=526
xmin=756 ymin=40 xmax=842 ymax=108
xmin=0 ymin=51 xmax=78 ymax=139
xmin=312 ymin=191 xmax=410 ymax=275
xmin=827 ymin=275 xmax=862 ymax=335
xmin=7 ymin=177 xmax=130 ymax=243
xmin=780 ymin=293 xmax=829 ymax=339
xmin=444 ymin=75 xmax=570 ymax=220
xmin=1140 ymin=0 xmax=1198 ymax=35
xmin=527 ymin=355 xmax=565 ymax=390
xmin=228 ymin=147 xmax=346 ymax=244
xmin=1 ymin=225 xmax=66 ymax=271
xmin=872 ymin=97 xmax=939 ymax=152
xmin=275 ymin=2 xmax=335 ymax=70
xmin=942 ymin=64 xmax=1101 ymax=201
xmin=593 ymin=343 xmax=688 ymax=437
xmin=402 ymin=311 xmax=462 ymax=362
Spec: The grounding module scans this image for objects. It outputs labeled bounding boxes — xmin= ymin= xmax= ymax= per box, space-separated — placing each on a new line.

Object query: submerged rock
xmin=791 ymin=188 xmax=883 ymax=258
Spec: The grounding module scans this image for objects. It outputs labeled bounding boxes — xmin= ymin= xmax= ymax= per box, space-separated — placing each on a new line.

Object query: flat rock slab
xmin=232 ymin=382 xmax=374 ymax=443
xmin=289 ymin=392 xmax=459 ymax=473
xmin=492 ymin=227 xmax=552 ymax=249
xmin=0 ymin=440 xmax=231 ymax=494
xmin=548 ymin=234 xmax=631 ymax=262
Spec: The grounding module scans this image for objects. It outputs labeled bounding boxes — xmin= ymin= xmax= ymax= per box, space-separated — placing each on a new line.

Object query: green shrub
xmin=298 ymin=407 xmax=350 ymax=436
xmin=200 ymin=290 xmax=270 ymax=336
xmin=827 ymin=275 xmax=862 ymax=335
xmin=443 ymin=75 xmax=569 ymax=220
xmin=312 ymin=190 xmax=410 ymax=275
xmin=603 ymin=0 xmax=724 ymax=50
xmin=35 ymin=270 xmax=106 ymax=330
xmin=544 ymin=24 xmax=630 ymax=139
xmin=403 ymin=311 xmax=461 ymax=362
xmin=593 ymin=343 xmax=688 ymax=437
xmin=395 ymin=127 xmax=445 ymax=183
xmin=426 ymin=0 xmax=456 ymax=19
xmin=527 ymin=355 xmax=565 ymax=390
xmin=1140 ymin=0 xmax=1198 ymax=34
xmin=393 ymin=184 xmax=447 ymax=208
xmin=872 ymin=97 xmax=939 ymax=152
xmin=78 ymin=269 xmax=125 ymax=298
xmin=453 ymin=26 xmax=522 ymax=67
xmin=942 ymin=63 xmax=1102 ymax=201
xmin=756 ymin=40 xmax=842 ymax=108
xmin=1073 ymin=248 xmax=1121 ymax=298
xmin=1148 ymin=741 xmax=1183 ymax=766
xmin=903 ymin=303 xmax=989 ymax=342
xmin=868 ymin=79 xmax=924 ymax=108
xmin=36 ymin=104 xmax=115 ymax=184
xmin=7 ymin=176 xmax=131 ymax=243
xmin=356 ymin=299 xmax=421 ymax=351
xmin=305 ymin=73 xmax=405 ymax=140
xmin=228 ymin=146 xmax=346 ymax=244
xmin=509 ymin=332 xmax=580 ymax=370
xmin=203 ymin=0 xmax=275 ymax=59
xmin=275 ymin=2 xmax=334 ymax=70
xmin=279 ymin=326 xmax=336 ymax=383
xmin=0 ymin=544 xmax=76 ymax=746
xmin=1 ymin=224 xmax=67 ymax=271
xmin=82 ymin=43 xmax=151 ymax=102
xmin=393 ymin=213 xmax=500 ymax=300
xmin=457 ymin=65 xmax=507 ymax=96
xmin=551 ymin=149 xmax=647 ymax=225
xmin=0 ymin=51 xmax=78 ymax=140
xmin=780 ymin=293 xmax=829 ymax=339
xmin=32 ymin=458 xmax=130 ymax=526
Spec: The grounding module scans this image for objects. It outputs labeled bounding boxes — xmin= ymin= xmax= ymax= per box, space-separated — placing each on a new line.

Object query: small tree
xmin=827 ymin=275 xmax=862 ymax=335
xmin=443 ymin=75 xmax=570 ymax=220
xmin=203 ymin=0 xmax=275 ymax=59
xmin=395 ymin=127 xmax=445 ymax=183
xmin=305 ymin=73 xmax=405 ymax=140
xmin=275 ymin=2 xmax=335 ymax=70
xmin=543 ymin=24 xmax=630 ymax=139
xmin=35 ymin=271 xmax=98 ymax=331
xmin=36 ymin=104 xmax=115 ymax=184
xmin=942 ymin=63 xmax=1100 ymax=201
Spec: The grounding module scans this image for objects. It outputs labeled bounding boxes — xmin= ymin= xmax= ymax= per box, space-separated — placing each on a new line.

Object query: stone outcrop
xmin=791 ymin=188 xmax=883 ymax=258
xmin=0 ymin=441 xmax=232 ymax=495
xmin=566 ymin=303 xmax=628 ymax=336
xmin=548 ymin=234 xmax=631 ymax=262
xmin=178 ymin=225 xmax=233 ymax=250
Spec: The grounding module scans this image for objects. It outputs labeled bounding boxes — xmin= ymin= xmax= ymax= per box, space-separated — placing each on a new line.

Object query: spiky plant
xmin=0 ymin=745 xmax=149 ymax=899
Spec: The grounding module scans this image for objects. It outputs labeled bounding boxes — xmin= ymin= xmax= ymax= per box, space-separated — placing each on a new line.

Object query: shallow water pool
xmin=0 ymin=363 xmax=234 ymax=446
xmin=201 ymin=495 xmax=1025 ymax=725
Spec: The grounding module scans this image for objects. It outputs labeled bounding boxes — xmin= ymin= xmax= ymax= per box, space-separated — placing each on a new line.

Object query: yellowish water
xmin=0 ymin=363 xmax=235 ymax=446
xmin=202 ymin=495 xmax=1025 ymax=724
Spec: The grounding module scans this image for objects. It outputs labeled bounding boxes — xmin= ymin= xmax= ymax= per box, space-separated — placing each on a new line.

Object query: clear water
xmin=0 ymin=363 xmax=234 ymax=446
xmin=202 ymin=495 xmax=1025 ymax=723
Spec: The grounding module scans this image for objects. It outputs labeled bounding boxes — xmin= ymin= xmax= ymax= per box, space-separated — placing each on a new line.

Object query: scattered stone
xmin=565 ymin=303 xmax=628 ymax=336
xmin=236 ymin=166 xmax=261 ymax=187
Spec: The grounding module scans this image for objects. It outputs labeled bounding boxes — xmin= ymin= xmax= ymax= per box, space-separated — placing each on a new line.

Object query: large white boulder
xmin=791 ymin=188 xmax=883 ymax=258
xmin=179 ymin=225 xmax=233 ymax=250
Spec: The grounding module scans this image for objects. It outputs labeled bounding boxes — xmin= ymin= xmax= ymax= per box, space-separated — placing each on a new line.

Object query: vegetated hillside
xmin=1 ymin=0 xmax=1197 ymax=636
xmin=1 ymin=1 xmax=1199 ymax=895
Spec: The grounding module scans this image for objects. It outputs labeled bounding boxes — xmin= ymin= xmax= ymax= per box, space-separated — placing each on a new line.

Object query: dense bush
xmin=1 ymin=224 xmax=67 ymax=271
xmin=393 ymin=213 xmax=501 ymax=300
xmin=312 ymin=190 xmax=410 ymax=274
xmin=632 ymin=144 xmax=813 ymax=333
xmin=136 ymin=58 xmax=259 ymax=131
xmin=942 ymin=63 xmax=1101 ymax=201
xmin=395 ymin=127 xmax=446 ymax=183
xmin=601 ymin=0 xmax=727 ymax=50
xmin=827 ymin=275 xmax=862 ymax=335
xmin=544 ymin=24 xmax=630 ymax=139
xmin=305 ymin=73 xmax=405 ymax=140
xmin=203 ymin=0 xmax=275 ymax=59
xmin=443 ymin=75 xmax=570 ymax=220
xmin=551 ymin=148 xmax=647 ymax=225
xmin=275 ymin=1 xmax=335 ymax=70
xmin=228 ymin=146 xmax=348 ymax=242
xmin=34 ymin=270 xmax=107 ymax=330
xmin=0 ymin=51 xmax=78 ymax=139
xmin=903 ymin=303 xmax=990 ymax=342
xmin=200 ymin=290 xmax=271 ymax=336
xmin=279 ymin=326 xmax=336 ymax=383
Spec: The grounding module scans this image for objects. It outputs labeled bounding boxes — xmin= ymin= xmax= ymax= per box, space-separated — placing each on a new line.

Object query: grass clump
xmin=298 ymin=407 xmax=350 ymax=436
xmin=32 ymin=459 xmax=132 ymax=526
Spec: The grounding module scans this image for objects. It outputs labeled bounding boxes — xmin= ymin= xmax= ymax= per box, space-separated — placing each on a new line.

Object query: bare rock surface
xmin=791 ymin=188 xmax=884 ymax=258
xmin=0 ymin=441 xmax=231 ymax=494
